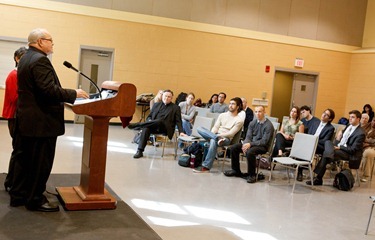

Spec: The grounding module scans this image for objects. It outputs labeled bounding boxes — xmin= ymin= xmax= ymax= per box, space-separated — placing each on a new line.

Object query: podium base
xmin=56 ymin=186 xmax=117 ymax=211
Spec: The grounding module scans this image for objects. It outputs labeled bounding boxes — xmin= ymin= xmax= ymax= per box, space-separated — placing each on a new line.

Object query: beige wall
xmin=0 ymin=2 xmax=372 ymax=123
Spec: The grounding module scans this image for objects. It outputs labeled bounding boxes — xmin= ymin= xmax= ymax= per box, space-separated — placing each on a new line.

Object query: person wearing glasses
xmin=9 ymin=28 xmax=88 ymax=212
xmin=297 ymin=109 xmax=335 ymax=181
xmin=307 ymin=110 xmax=365 ymax=186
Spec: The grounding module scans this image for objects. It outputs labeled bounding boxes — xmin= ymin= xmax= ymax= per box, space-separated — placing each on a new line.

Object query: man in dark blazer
xmin=297 ymin=108 xmax=335 ymax=181
xmin=307 ymin=110 xmax=365 ymax=185
xmin=240 ymin=97 xmax=254 ymax=139
xmin=129 ymin=90 xmax=185 ymax=158
xmin=10 ymin=28 xmax=88 ymax=212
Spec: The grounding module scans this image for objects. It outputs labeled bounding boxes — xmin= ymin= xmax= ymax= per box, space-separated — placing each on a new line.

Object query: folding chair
xmin=256 ymin=125 xmax=278 ymax=180
xmin=366 ymin=196 xmax=375 ymax=235
xmin=218 ymin=129 xmax=242 ymax=171
xmin=269 ymin=133 xmax=318 ymax=193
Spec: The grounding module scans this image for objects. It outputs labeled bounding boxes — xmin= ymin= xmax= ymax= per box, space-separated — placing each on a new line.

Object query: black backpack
xmin=183 ymin=142 xmax=203 ymax=167
xmin=175 ymin=92 xmax=187 ymax=105
xmin=333 ymin=169 xmax=355 ymax=191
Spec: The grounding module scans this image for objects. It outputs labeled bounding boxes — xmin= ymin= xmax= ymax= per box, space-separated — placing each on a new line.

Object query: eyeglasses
xmin=41 ymin=38 xmax=53 ymax=43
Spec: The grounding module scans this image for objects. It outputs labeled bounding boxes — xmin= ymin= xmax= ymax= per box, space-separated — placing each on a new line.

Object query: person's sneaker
xmin=247 ymin=175 xmax=257 ymax=183
xmin=361 ymin=178 xmax=368 ymax=182
xmin=193 ymin=166 xmax=210 ymax=173
xmin=133 ymin=151 xmax=144 ymax=159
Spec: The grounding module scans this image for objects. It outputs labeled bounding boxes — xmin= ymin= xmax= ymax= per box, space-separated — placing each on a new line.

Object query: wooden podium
xmin=56 ymin=81 xmax=136 ymax=210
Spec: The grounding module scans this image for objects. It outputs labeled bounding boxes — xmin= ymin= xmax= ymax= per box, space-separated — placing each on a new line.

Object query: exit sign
xmin=294 ymin=58 xmax=304 ymax=68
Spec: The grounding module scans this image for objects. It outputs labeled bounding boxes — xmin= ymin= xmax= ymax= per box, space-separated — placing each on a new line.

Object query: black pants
xmin=272 ymin=133 xmax=293 ymax=158
xmin=5 ymin=118 xmax=18 ymax=190
xmin=230 ymin=143 xmax=267 ymax=175
xmin=134 ymin=120 xmax=167 ymax=152
xmin=10 ymin=135 xmax=57 ymax=208
xmin=313 ymin=141 xmax=349 ymax=179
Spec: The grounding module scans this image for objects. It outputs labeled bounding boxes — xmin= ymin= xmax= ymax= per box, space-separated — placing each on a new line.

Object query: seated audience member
xmin=206 ymin=93 xmax=218 ymax=109
xmin=271 ymin=106 xmax=304 ymax=158
xmin=210 ymin=92 xmax=229 ymax=113
xmin=300 ymin=105 xmax=320 ymax=133
xmin=240 ymin=97 xmax=254 ymax=138
xmin=224 ymin=106 xmax=273 ymax=183
xmin=149 ymin=89 xmax=163 ymax=110
xmin=360 ymin=118 xmax=375 ymax=182
xmin=193 ymin=97 xmax=244 ymax=173
xmin=128 ymin=90 xmax=186 ymax=158
xmin=179 ymin=92 xmax=196 ymax=136
xmin=363 ymin=104 xmax=374 ymax=122
xmin=193 ymin=98 xmax=203 ymax=107
xmin=361 ymin=113 xmax=370 ymax=126
xmin=307 ymin=110 xmax=365 ymax=185
xmin=297 ymin=108 xmax=335 ymax=181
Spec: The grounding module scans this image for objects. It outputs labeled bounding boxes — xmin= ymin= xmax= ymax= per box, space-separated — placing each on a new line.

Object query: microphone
xmin=63 ymin=61 xmax=102 ymax=99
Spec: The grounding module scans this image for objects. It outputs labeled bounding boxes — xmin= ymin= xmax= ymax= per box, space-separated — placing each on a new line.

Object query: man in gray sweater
xmin=224 ymin=106 xmax=274 ymax=183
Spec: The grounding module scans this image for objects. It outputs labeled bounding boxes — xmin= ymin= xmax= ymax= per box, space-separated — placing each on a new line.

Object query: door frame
xmin=272 ymin=67 xmax=320 ymax=116
xmin=77 ymin=45 xmax=115 ymax=89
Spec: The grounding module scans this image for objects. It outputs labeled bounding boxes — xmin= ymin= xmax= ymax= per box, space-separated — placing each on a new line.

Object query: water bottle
xmin=190 ymin=154 xmax=196 ymax=168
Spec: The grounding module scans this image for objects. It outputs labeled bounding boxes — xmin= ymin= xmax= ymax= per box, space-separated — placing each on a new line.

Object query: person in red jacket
xmin=2 ymin=46 xmax=27 ymax=192
xmin=2 ymin=47 xmax=27 ymax=137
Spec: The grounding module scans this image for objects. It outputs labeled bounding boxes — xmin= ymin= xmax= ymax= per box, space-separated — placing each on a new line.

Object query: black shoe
xmin=10 ymin=198 xmax=26 ymax=207
xmin=133 ymin=151 xmax=143 ymax=159
xmin=257 ymin=173 xmax=265 ymax=181
xmin=306 ymin=178 xmax=323 ymax=186
xmin=297 ymin=172 xmax=303 ymax=182
xmin=223 ymin=169 xmax=242 ymax=177
xmin=247 ymin=175 xmax=257 ymax=184
xmin=26 ymin=202 xmax=60 ymax=212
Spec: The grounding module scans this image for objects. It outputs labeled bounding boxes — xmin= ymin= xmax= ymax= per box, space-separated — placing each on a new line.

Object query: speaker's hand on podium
xmin=76 ymin=89 xmax=89 ymax=99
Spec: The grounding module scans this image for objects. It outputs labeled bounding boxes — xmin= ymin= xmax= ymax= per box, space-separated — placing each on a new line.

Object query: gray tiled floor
xmin=1 ymin=121 xmax=374 ymax=240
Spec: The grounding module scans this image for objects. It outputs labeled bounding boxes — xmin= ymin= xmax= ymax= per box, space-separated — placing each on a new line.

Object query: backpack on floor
xmin=183 ymin=142 xmax=203 ymax=167
xmin=178 ymin=154 xmax=191 ymax=167
xmin=256 ymin=156 xmax=271 ymax=170
xmin=333 ymin=169 xmax=355 ymax=191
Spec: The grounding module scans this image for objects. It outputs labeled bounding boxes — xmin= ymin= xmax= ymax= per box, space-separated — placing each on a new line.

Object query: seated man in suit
xmin=193 ymin=97 xmax=244 ymax=173
xmin=300 ymin=105 xmax=320 ymax=133
xmin=297 ymin=108 xmax=335 ymax=181
xmin=210 ymin=92 xmax=229 ymax=113
xmin=224 ymin=106 xmax=274 ymax=183
xmin=128 ymin=89 xmax=186 ymax=158
xmin=307 ymin=110 xmax=365 ymax=185
xmin=239 ymin=97 xmax=254 ymax=139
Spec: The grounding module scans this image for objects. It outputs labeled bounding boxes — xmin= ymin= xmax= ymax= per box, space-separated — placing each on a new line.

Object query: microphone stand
xmin=78 ymin=71 xmax=102 ymax=100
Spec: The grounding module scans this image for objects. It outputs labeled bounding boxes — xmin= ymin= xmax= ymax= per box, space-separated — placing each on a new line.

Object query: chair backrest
xmin=272 ymin=122 xmax=280 ymax=131
xmin=331 ymin=123 xmax=346 ymax=140
xmin=266 ymin=116 xmax=279 ymax=123
xmin=191 ymin=116 xmax=214 ymax=137
xmin=289 ymin=133 xmax=318 ymax=162
xmin=195 ymin=107 xmax=210 ymax=117
xmin=206 ymin=112 xmax=220 ymax=123
xmin=267 ymin=127 xmax=278 ymax=153
xmin=230 ymin=129 xmax=242 ymax=145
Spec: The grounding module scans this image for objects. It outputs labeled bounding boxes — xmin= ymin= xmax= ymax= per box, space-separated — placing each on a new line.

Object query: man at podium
xmin=9 ymin=28 xmax=88 ymax=212
xmin=128 ymin=89 xmax=186 ymax=158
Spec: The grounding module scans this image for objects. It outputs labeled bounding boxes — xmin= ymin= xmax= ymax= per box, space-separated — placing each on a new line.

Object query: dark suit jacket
xmin=146 ymin=101 xmax=183 ymax=139
xmin=308 ymin=121 xmax=335 ymax=152
xmin=17 ymin=46 xmax=76 ymax=137
xmin=337 ymin=125 xmax=365 ymax=168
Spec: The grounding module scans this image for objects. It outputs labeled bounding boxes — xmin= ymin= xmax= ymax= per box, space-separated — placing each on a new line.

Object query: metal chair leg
xmin=365 ymin=197 xmax=375 ymax=235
